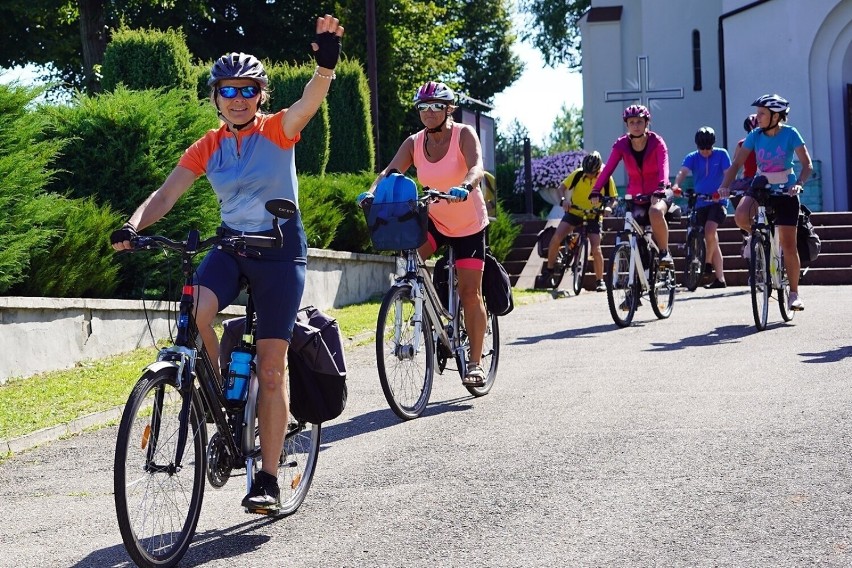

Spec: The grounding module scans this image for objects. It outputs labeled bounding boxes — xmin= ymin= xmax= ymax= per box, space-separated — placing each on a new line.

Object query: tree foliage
xmin=517 ymin=0 xmax=591 ymax=69
xmin=546 ymin=104 xmax=583 ymax=153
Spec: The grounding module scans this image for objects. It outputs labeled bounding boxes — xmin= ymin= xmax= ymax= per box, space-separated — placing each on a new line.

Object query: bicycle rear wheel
xmin=607 ymin=242 xmax=638 ymax=327
xmin=462 ymin=310 xmax=500 ymax=397
xmin=683 ymin=230 xmax=705 ymax=292
xmin=376 ymin=284 xmax=435 ymax=420
xmin=571 ymin=237 xmax=589 ymax=296
xmin=750 ymin=234 xmax=770 ymax=331
xmin=114 ymin=367 xmax=206 ymax=568
xmin=276 ymin=417 xmax=321 ymax=515
xmin=649 ymin=249 xmax=676 ymax=319
xmin=777 ymin=253 xmax=795 ymax=322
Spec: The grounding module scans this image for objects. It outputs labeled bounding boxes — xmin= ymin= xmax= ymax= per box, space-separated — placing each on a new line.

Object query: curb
xmin=2 ymin=405 xmax=124 ymax=456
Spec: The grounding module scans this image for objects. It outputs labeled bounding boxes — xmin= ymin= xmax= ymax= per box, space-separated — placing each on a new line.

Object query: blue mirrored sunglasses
xmin=217 ymin=85 xmax=260 ymax=99
xmin=416 ymin=101 xmax=448 ymax=112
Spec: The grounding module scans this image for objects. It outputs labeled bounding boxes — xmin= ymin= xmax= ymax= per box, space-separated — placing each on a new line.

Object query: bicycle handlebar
xmin=130 ymin=232 xmax=278 ymax=259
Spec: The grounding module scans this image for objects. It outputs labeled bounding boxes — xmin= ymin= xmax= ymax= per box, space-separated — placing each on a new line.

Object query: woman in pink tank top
xmin=361 ymin=81 xmax=490 ymax=387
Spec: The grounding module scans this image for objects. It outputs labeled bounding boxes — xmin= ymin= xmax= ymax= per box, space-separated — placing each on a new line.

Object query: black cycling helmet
xmin=694 ymin=127 xmax=716 ymax=149
xmin=208 ymin=52 xmax=268 ymax=87
xmin=743 ymin=114 xmax=759 ymax=133
xmin=582 ymin=151 xmax=603 ymax=174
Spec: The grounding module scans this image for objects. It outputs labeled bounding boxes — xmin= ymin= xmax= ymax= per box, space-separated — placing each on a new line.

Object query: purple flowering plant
xmin=513 ymin=150 xmax=586 ymax=193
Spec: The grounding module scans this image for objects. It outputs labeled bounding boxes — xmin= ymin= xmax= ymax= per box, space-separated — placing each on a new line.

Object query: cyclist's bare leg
xmin=734 ymin=196 xmax=756 ymax=233
xmin=649 ymin=200 xmax=669 ymax=251
xmin=192 ymin=285 xmax=222 ymax=378
xmin=589 ymin=232 xmax=604 ymax=279
xmin=256 ymin=337 xmax=289 ymax=476
xmin=778 ymin=225 xmax=800 ymax=293
xmin=704 ymin=220 xmax=724 ymax=279
xmin=457 ymin=267 xmax=486 ymax=363
xmin=546 ymin=222 xmax=574 ymax=269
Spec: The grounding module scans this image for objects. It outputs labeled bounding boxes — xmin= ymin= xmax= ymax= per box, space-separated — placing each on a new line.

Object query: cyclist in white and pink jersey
xmin=591 ymin=104 xmax=674 ymax=266
xmin=359 ymin=81 xmax=489 ymax=387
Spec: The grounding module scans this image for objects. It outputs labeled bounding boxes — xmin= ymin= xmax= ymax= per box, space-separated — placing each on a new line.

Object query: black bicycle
xmin=536 ymin=206 xmax=608 ymax=295
xmin=679 ymin=190 xmax=717 ymax=292
xmin=113 ymin=199 xmax=320 ymax=568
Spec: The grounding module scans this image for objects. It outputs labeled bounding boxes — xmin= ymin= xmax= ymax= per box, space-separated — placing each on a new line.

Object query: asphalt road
xmin=1 ymin=285 xmax=851 ymax=567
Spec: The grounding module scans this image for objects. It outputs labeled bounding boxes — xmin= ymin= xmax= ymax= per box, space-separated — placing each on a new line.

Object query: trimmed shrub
xmin=101 ymin=27 xmax=195 ymax=92
xmin=41 ymin=86 xmax=220 ymax=299
xmin=487 ymin=201 xmax=521 ymax=263
xmin=0 ymin=84 xmax=65 ymax=293
xmin=326 ymin=59 xmax=375 ymax=174
xmin=267 ymin=64 xmax=330 ymax=175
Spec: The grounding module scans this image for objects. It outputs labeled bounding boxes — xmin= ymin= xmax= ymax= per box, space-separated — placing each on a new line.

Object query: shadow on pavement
xmin=800 ymin=346 xmax=852 ymax=364
xmin=321 ymin=396 xmax=474 ymax=445
xmin=75 ymin=518 xmax=275 ymax=568
xmin=646 ymin=324 xmax=754 ymax=351
xmin=510 ymin=323 xmax=614 ymax=345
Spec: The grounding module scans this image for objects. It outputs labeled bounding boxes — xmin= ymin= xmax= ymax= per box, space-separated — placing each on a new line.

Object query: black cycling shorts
xmin=695 ymin=204 xmax=727 ymax=226
xmin=742 ymin=192 xmax=800 ymax=226
xmin=561 ymin=212 xmax=602 ymax=234
xmin=426 ymin=220 xmax=486 ymax=270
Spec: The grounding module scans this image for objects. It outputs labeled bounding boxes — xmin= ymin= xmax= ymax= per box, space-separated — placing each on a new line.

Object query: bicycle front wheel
xmin=114 ymin=367 xmax=206 ymax=568
xmin=777 ymin=253 xmax=795 ymax=323
xmin=376 ymin=284 xmax=435 ymax=420
xmin=607 ymin=242 xmax=637 ymax=327
xmin=683 ymin=230 xmax=705 ymax=292
xmin=571 ymin=238 xmax=589 ymax=296
xmin=750 ymin=234 xmax=770 ymax=331
xmin=463 ymin=310 xmax=500 ymax=397
xmin=650 ymin=249 xmax=676 ymax=319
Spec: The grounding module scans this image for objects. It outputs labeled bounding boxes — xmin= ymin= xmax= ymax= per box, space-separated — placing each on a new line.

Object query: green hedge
xmin=326 ymin=59 xmax=375 ymax=174
xmin=101 ymin=27 xmax=195 ymax=92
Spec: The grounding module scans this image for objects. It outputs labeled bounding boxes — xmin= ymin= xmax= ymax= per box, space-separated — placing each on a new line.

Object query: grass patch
xmin=0 ymin=288 xmax=549 ymax=441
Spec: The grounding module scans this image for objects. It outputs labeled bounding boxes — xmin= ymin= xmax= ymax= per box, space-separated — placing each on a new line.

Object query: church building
xmin=579 ymin=0 xmax=852 ymax=211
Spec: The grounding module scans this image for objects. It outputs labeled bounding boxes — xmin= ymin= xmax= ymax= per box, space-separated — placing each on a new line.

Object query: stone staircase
xmin=506 ymin=211 xmax=852 ymax=289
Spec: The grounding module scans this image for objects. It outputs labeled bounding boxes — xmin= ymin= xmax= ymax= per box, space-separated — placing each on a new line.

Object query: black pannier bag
xmin=483 ymin=251 xmax=514 ymax=316
xmin=797 ymin=204 xmax=821 ymax=269
xmin=219 ymin=305 xmax=347 ymax=424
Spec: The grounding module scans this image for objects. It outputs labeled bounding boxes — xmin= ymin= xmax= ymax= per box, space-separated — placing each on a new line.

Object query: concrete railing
xmin=0 ymin=248 xmax=398 ymax=384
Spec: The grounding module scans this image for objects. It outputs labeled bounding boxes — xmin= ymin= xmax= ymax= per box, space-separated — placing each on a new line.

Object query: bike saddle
xmin=265 ymin=199 xmax=297 ymax=219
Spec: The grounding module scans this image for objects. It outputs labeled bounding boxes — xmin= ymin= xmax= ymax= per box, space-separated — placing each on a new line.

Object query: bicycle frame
xmin=394 ymin=246 xmax=463 ymax=366
xmin=617 ymin=209 xmax=657 ymax=292
xmin=752 ymin=200 xmax=785 ymax=289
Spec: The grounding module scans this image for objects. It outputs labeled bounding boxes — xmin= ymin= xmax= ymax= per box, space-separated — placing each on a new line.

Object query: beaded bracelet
xmin=314 ymin=67 xmax=336 ymax=80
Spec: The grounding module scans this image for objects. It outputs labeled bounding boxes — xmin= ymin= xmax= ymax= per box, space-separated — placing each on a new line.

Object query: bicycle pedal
xmin=245 ymin=505 xmax=280 ymax=516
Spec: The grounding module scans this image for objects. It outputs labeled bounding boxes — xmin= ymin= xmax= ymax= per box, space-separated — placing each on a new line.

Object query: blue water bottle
xmin=224 ymin=349 xmax=252 ymax=405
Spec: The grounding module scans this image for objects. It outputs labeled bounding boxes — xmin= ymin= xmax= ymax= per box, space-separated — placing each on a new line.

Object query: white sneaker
xmin=788 ymin=291 xmax=804 ymax=311
xmin=741 ymin=237 xmax=751 ymax=259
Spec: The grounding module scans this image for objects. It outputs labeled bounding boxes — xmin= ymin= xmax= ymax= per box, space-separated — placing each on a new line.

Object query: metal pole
xmin=366 ymin=0 xmax=380 ymax=170
xmin=523 ymin=137 xmax=533 ymax=215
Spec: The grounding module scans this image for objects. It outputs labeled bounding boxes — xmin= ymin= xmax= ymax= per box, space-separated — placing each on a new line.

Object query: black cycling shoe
xmin=242 ymin=470 xmax=281 ymax=512
xmin=704 ymin=279 xmax=727 ymax=289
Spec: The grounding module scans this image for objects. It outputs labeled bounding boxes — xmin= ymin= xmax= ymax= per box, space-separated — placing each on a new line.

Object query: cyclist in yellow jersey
xmin=541 ymin=151 xmax=617 ymax=292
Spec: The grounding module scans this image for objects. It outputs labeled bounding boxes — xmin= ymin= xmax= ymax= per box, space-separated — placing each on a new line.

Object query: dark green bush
xmin=0 ymin=84 xmax=65 ymax=293
xmin=41 ymin=86 xmax=220 ymax=298
xmin=101 ymin=27 xmax=194 ymax=92
xmin=487 ymin=201 xmax=521 ymax=263
xmin=11 ymin=198 xmax=123 ymax=297
xmin=326 ymin=59 xmax=375 ymax=174
xmin=267 ymin=64 xmax=330 ymax=176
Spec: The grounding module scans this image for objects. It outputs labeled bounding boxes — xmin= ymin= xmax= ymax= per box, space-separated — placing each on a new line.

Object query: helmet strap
xmin=214 ymin=93 xmax=257 ymax=131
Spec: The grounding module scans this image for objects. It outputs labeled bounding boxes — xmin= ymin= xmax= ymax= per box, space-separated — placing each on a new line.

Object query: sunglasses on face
xmin=416 ymin=102 xmax=448 ymax=112
xmin=217 ymin=85 xmax=260 ymax=99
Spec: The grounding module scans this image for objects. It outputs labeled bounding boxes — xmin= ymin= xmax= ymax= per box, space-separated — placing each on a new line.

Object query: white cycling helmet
xmin=413 ymin=81 xmax=455 ymax=104
xmin=751 ymin=93 xmax=789 ymax=114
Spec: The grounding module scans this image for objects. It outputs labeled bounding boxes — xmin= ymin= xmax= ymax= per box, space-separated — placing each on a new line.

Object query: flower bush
xmin=513 ymin=150 xmax=586 ymax=193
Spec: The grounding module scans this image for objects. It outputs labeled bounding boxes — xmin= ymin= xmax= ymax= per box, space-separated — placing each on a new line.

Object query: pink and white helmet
xmin=413 ymin=81 xmax=455 ymax=104
xmin=623 ymin=104 xmax=651 ymax=122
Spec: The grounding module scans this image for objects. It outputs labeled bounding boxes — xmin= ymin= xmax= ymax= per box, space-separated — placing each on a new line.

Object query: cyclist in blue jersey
xmin=672 ymin=127 xmax=731 ymax=289
xmin=718 ymin=94 xmax=812 ymax=311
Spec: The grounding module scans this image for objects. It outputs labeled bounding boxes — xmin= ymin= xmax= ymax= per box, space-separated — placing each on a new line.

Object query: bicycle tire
xmin=750 ymin=233 xmax=770 ymax=331
xmin=462 ymin=310 xmax=500 ymax=397
xmin=607 ymin=242 xmax=637 ymax=327
xmin=571 ymin=237 xmax=589 ymax=296
xmin=114 ymin=367 xmax=206 ymax=568
xmin=551 ymin=246 xmax=568 ymax=289
xmin=649 ymin=248 xmax=676 ymax=319
xmin=683 ymin=230 xmax=705 ymax=292
xmin=376 ymin=284 xmax=435 ymax=420
xmin=777 ymin=252 xmax=795 ymax=323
